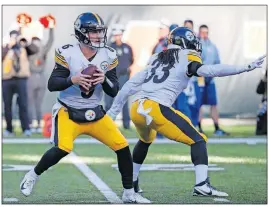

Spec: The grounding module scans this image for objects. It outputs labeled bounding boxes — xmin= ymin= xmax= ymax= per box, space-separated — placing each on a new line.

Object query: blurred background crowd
xmin=2 ymin=5 xmax=267 ymax=138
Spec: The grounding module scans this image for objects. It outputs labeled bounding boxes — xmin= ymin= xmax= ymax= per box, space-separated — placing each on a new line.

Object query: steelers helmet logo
xmin=100 ymin=61 xmax=109 ymax=71
xmin=185 ymin=31 xmax=195 ymax=41
xmin=85 ymin=110 xmax=96 ymax=121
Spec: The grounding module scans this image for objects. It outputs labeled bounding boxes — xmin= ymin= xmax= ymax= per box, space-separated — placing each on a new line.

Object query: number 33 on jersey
xmin=136 ymin=49 xmax=202 ymax=107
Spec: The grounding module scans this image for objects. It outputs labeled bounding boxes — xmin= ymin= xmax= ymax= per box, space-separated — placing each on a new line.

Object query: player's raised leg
xmin=154 ymin=104 xmax=228 ymax=197
xmin=20 ymin=108 xmax=80 ymax=196
xmin=84 ymin=114 xmax=151 ymax=203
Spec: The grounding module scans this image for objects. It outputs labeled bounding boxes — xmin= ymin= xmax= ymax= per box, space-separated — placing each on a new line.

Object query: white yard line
xmin=213 ymin=198 xmax=231 ymax=202
xmin=3 ymin=198 xmax=18 ymax=202
xmin=3 ymin=138 xmax=267 ymax=145
xmin=67 ymin=152 xmax=123 ymax=204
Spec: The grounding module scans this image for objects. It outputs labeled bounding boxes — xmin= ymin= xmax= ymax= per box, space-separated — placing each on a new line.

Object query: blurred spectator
xmin=184 ymin=19 xmax=194 ymax=30
xmin=198 ymin=24 xmax=229 ymax=136
xmin=105 ymin=28 xmax=134 ymax=129
xmin=27 ymin=27 xmax=54 ymax=133
xmin=173 ymin=85 xmax=192 ymax=118
xmin=256 ymin=69 xmax=267 ymax=135
xmin=2 ymin=30 xmax=37 ymax=137
xmin=152 ymin=19 xmax=170 ymax=54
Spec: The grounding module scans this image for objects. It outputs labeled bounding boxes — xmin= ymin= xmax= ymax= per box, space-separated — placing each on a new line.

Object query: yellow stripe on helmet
xmin=93 ymin=13 xmax=101 ymax=25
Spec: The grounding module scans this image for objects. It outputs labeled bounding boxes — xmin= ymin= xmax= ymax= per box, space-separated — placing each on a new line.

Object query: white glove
xmin=246 ymin=55 xmax=266 ymax=71
xmin=107 ymin=110 xmax=116 ymax=121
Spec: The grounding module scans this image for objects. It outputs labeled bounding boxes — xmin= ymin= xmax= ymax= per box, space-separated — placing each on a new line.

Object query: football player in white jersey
xmin=20 ymin=12 xmax=149 ymax=204
xmin=107 ymin=27 xmax=266 ymax=197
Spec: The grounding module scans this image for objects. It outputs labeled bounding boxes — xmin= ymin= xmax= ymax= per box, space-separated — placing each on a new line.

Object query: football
xmin=79 ymin=64 xmax=99 ymax=93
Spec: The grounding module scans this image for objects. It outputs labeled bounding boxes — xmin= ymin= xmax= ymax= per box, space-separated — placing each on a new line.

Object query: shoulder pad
xmin=103 ymin=46 xmax=118 ymax=70
xmin=56 ymin=44 xmax=74 ymax=57
xmin=54 ymin=44 xmax=74 ymax=69
xmin=105 ymin=45 xmax=117 ymax=59
xmin=187 ymin=50 xmax=202 ymax=64
xmin=105 ymin=45 xmax=116 ymax=52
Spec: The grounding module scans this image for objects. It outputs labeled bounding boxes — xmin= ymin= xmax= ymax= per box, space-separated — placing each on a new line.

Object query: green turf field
xmin=3 ymin=124 xmax=262 ymax=138
xmin=2 ymin=140 xmax=267 ymax=204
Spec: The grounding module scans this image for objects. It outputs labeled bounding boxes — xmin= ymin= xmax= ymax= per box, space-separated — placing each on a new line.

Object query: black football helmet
xmin=74 ymin=12 xmax=107 ymax=48
xmin=168 ymin=27 xmax=202 ymax=52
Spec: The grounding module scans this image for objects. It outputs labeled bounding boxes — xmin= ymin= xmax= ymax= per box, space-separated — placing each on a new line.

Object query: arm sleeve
xmin=48 ymin=49 xmax=72 ymax=92
xmin=186 ymin=51 xmax=203 ymax=77
xmin=197 ymin=64 xmax=248 ymax=77
xmin=47 ymin=63 xmax=73 ymax=92
xmin=102 ymin=68 xmax=119 ymax=97
xmin=108 ymin=69 xmax=148 ymax=117
xmin=186 ymin=61 xmax=203 ymax=77
xmin=186 ymin=51 xmax=248 ymax=78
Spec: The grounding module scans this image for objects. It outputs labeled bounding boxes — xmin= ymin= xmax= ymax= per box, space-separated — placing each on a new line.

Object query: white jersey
xmin=107 ymin=48 xmax=250 ymax=118
xmin=134 ymin=49 xmax=200 ymax=107
xmin=55 ymin=43 xmax=118 ymax=109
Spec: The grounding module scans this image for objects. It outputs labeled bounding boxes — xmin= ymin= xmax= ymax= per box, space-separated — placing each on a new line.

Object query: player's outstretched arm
xmin=107 ymin=69 xmax=148 ymax=120
xmin=196 ymin=55 xmax=266 ymax=77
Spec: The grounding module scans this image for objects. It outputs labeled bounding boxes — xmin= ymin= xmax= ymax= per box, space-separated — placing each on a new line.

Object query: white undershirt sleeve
xmin=197 ymin=64 xmax=248 ymax=77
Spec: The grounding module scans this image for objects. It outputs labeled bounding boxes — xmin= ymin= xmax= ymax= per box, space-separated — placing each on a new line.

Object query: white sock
xmin=124 ymin=188 xmax=134 ymax=195
xmin=29 ymin=168 xmax=39 ymax=179
xmin=195 ymin=165 xmax=208 ymax=184
xmin=133 ymin=163 xmax=142 ymax=181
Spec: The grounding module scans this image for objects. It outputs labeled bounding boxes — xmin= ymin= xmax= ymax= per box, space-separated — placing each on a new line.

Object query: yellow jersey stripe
xmin=109 ymin=59 xmax=118 ymax=69
xmin=187 ymin=54 xmax=202 ymax=64
xmin=55 ymin=56 xmax=69 ymax=68
xmin=111 ymin=58 xmax=118 ymax=65
xmin=93 ymin=13 xmax=101 ymax=25
xmin=55 ymin=51 xmax=66 ymax=62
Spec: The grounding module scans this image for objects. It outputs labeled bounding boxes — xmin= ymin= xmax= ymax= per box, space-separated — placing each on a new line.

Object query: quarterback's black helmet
xmin=168 ymin=27 xmax=202 ymax=52
xmin=74 ymin=12 xmax=107 ymax=48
